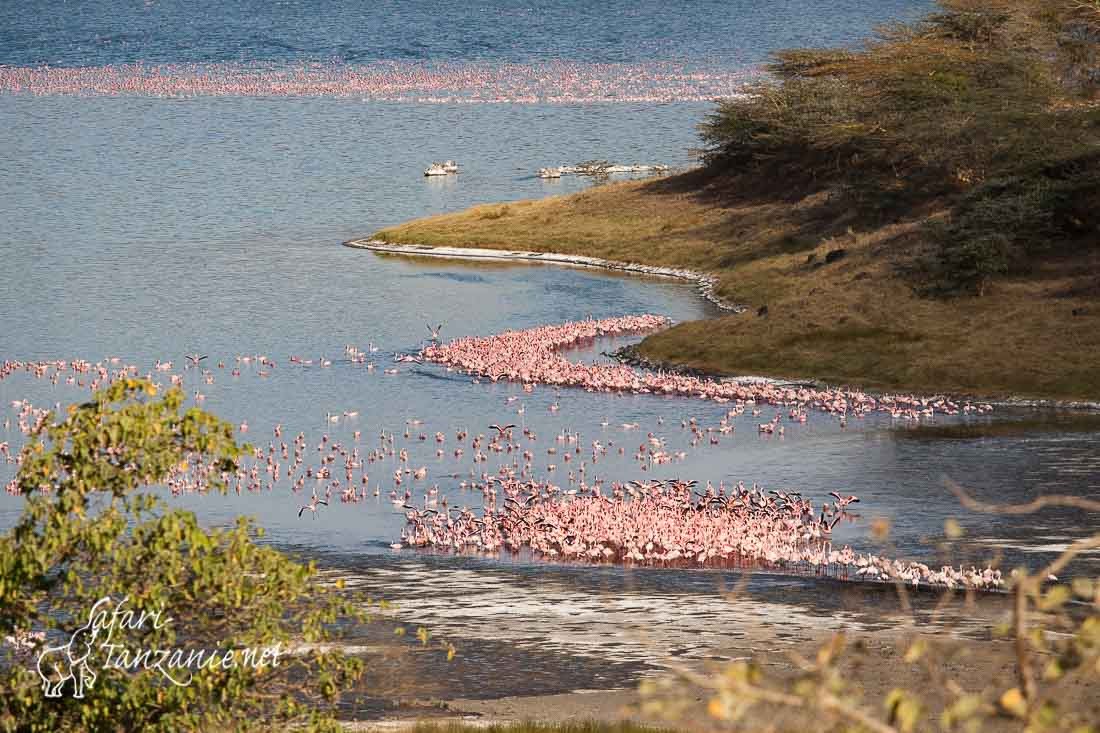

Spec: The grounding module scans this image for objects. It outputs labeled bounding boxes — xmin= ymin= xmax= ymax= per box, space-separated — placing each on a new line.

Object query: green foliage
xmin=923 ymin=148 xmax=1100 ymax=293
xmin=0 ymin=379 xmax=366 ymax=732
xmin=885 ymin=688 xmax=923 ymax=733
xmin=698 ymin=0 xmax=1100 ymax=293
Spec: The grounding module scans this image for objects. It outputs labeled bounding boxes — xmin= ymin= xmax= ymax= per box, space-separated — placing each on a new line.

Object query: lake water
xmin=3 ymin=0 xmax=1099 ymax=709
xmin=3 ymin=0 xmax=928 ymax=68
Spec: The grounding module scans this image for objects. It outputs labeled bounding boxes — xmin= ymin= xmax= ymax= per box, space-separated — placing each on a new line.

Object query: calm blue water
xmin=4 ymin=0 xmax=1099 ymax=701
xmin=3 ymin=0 xmax=929 ymax=67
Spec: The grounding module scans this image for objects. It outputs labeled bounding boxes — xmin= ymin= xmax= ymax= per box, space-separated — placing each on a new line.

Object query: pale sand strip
xmin=343 ymin=238 xmax=746 ymax=313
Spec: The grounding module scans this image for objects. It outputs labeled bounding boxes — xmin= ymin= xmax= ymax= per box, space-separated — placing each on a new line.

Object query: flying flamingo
xmin=489 ymin=424 xmax=516 ymax=440
xmin=297 ymin=495 xmax=329 ymax=519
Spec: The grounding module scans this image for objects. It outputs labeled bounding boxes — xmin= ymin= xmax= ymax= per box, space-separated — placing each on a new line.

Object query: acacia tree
xmin=696 ymin=0 xmax=1100 ymax=295
xmin=0 ymin=379 xmax=366 ymax=732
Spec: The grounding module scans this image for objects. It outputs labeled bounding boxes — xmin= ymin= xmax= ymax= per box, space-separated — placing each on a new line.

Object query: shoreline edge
xmin=343 ymin=238 xmax=747 ymax=314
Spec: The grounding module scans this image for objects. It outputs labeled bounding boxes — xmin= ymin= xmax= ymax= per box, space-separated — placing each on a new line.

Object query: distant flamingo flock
xmin=0 ymin=61 xmax=752 ymax=103
xmin=1 ymin=314 xmax=1001 ymax=591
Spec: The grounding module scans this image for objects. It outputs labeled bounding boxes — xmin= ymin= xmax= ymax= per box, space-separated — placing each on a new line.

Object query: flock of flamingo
xmin=422 ymin=314 xmax=990 ymax=420
xmin=397 ymin=477 xmax=1004 ymax=591
xmin=0 ymin=61 xmax=751 ymax=103
xmin=1 ymin=314 xmax=1003 ymax=592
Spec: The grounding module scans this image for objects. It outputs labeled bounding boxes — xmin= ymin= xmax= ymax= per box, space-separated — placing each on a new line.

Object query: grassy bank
xmin=374 ymin=173 xmax=1100 ymax=399
xmin=373 ymin=0 xmax=1100 ymax=401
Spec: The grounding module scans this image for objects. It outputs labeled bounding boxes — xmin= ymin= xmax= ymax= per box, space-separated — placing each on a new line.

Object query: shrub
xmin=698 ymin=0 xmax=1099 ymax=292
xmin=0 ymin=380 xmax=367 ymax=732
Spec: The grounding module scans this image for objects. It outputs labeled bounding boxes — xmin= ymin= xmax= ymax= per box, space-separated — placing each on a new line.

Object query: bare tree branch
xmin=1039 ymin=533 xmax=1100 ymax=580
xmin=666 ymin=654 xmax=902 ymax=733
xmin=1015 ymin=579 xmax=1037 ymax=705
xmin=945 ymin=479 xmax=1100 ymax=515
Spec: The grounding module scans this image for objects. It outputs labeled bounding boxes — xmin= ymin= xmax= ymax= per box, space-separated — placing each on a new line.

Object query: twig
xmin=666 ymin=656 xmax=901 ymax=733
xmin=1038 ymin=533 xmax=1100 ymax=581
xmin=1014 ymin=575 xmax=1037 ymax=705
xmin=819 ymin=691 xmax=901 ymax=733
xmin=945 ymin=479 xmax=1100 ymax=514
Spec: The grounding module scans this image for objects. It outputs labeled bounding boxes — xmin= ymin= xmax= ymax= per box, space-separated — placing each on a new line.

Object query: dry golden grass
xmin=374 ymin=173 xmax=1100 ymax=400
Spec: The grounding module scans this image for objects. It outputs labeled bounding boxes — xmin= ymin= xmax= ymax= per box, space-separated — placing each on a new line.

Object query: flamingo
xmin=489 ymin=424 xmax=516 ymax=440
xmin=297 ymin=495 xmax=329 ymax=518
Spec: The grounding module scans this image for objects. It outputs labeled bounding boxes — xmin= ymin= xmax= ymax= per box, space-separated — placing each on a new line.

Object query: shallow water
xmin=3 ymin=0 xmax=1099 ymax=706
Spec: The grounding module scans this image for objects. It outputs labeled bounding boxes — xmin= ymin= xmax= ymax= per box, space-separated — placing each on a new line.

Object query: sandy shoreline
xmin=342 ymin=689 xmax=642 ymax=731
xmin=342 ymin=238 xmax=747 ymax=313
xmin=343 ymin=623 xmax=1100 ymax=730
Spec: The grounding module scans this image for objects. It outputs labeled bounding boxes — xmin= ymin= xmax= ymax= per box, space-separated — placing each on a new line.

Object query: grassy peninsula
xmin=375 ymin=0 xmax=1100 ymax=400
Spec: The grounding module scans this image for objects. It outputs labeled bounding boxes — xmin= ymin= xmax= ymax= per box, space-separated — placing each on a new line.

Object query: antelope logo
xmin=35 ymin=599 xmax=106 ymax=698
xmin=30 ymin=595 xmax=282 ymax=698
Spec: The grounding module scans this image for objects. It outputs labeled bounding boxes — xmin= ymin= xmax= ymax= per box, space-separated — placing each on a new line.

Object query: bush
xmin=0 ymin=380 xmax=367 ymax=732
xmin=698 ymin=0 xmax=1100 ymax=292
